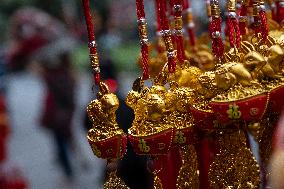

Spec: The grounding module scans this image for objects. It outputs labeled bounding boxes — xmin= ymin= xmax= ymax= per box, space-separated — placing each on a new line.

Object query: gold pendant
xmin=103 ymin=171 xmax=130 ymax=189
xmin=208 ymin=129 xmax=260 ymax=189
xmin=176 ymin=145 xmax=199 ymax=189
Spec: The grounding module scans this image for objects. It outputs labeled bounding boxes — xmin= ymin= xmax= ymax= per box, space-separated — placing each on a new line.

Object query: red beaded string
xmin=158 ymin=0 xmax=177 ymax=73
xmin=209 ymin=0 xmax=224 ymax=58
xmin=136 ymin=0 xmax=150 ymax=80
xmin=82 ymin=0 xmax=100 ymax=85
xmin=171 ymin=0 xmax=186 ymax=62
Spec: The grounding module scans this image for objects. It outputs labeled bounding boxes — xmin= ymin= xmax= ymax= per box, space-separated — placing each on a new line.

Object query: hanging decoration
xmin=80 ymin=0 xmax=284 ymax=188
xmin=81 ymin=0 xmax=129 ymax=188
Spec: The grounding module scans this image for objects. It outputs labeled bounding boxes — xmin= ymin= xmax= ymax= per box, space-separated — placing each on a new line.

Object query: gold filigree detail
xmin=176 ymin=145 xmax=199 ymax=189
xmin=153 ymin=173 xmax=163 ymax=189
xmin=103 ymin=171 xmax=130 ymax=189
xmin=208 ymin=129 xmax=260 ymax=189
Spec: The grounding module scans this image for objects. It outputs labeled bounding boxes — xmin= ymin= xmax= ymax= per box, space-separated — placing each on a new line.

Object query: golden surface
xmin=126 ymin=78 xmax=172 ymax=136
xmin=153 ymin=174 xmax=163 ymax=189
xmin=87 ymin=82 xmax=123 ymax=141
xmin=176 ymin=145 xmax=199 ymax=189
xmin=103 ymin=171 xmax=130 ymax=189
xmin=208 ymin=129 xmax=260 ymax=189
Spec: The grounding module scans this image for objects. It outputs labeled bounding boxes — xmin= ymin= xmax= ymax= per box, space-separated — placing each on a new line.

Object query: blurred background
xmin=0 ymin=0 xmax=209 ymax=189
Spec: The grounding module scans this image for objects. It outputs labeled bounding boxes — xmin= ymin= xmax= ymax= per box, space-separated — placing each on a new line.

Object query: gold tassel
xmin=176 ymin=145 xmax=199 ymax=189
xmin=208 ymin=129 xmax=260 ymax=189
xmin=153 ymin=173 xmax=163 ymax=189
xmin=103 ymin=171 xmax=130 ymax=189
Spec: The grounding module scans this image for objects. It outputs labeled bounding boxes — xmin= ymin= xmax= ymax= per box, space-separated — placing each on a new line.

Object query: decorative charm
xmin=82 ymin=0 xmax=129 ymax=188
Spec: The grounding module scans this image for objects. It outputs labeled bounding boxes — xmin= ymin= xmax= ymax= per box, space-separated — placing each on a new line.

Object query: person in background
xmin=0 ymin=51 xmax=27 ymax=189
xmin=6 ymin=7 xmax=81 ymax=183
xmin=40 ymin=51 xmax=76 ymax=181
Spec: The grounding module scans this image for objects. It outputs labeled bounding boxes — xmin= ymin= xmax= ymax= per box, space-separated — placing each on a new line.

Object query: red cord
xmin=155 ymin=0 xmax=162 ymax=32
xmin=183 ymin=0 xmax=189 ymax=9
xmin=158 ymin=0 xmax=177 ymax=73
xmin=226 ymin=14 xmax=241 ymax=48
xmin=184 ymin=0 xmax=196 ymax=47
xmin=160 ymin=0 xmax=170 ymax=31
xmin=136 ymin=0 xmax=145 ymax=18
xmin=136 ymin=0 xmax=150 ymax=80
xmin=209 ymin=17 xmax=224 ymax=58
xmin=171 ymin=0 xmax=185 ymax=62
xmin=276 ymin=1 xmax=284 ymax=23
xmin=259 ymin=10 xmax=268 ymax=40
xmin=82 ymin=0 xmax=97 ymax=55
xmin=239 ymin=5 xmax=247 ymax=35
xmin=82 ymin=0 xmax=100 ymax=85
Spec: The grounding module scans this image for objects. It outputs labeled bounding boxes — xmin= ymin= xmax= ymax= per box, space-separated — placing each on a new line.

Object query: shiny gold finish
xmin=87 ymin=82 xmax=122 ymax=141
xmin=210 ymin=0 xmax=221 ymax=18
xmin=227 ymin=0 xmax=236 ymax=12
xmin=208 ymin=129 xmax=260 ymax=189
xmin=153 ymin=174 xmax=163 ymax=189
xmin=138 ymin=21 xmax=148 ymax=40
xmin=176 ymin=145 xmax=199 ymax=189
xmin=126 ymin=78 xmax=172 ymax=136
xmin=166 ymin=82 xmax=195 ymax=129
xmin=90 ymin=53 xmax=100 ymax=70
xmin=103 ymin=171 xmax=130 ymax=189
